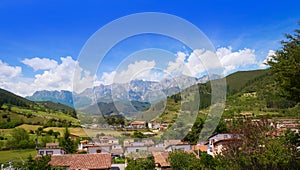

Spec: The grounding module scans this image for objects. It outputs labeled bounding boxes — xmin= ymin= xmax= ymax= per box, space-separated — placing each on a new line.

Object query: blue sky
xmin=0 ymin=0 xmax=299 ymax=96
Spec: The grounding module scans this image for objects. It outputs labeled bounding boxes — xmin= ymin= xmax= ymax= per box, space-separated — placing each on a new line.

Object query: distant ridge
xmin=26 ymin=74 xmax=221 ymax=109
xmin=26 ymin=90 xmax=74 ymax=108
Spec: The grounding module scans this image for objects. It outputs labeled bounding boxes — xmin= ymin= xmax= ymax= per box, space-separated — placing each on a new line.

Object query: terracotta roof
xmin=192 ymin=145 xmax=208 ymax=152
xmin=213 ymin=138 xmax=241 ymax=145
xmin=111 ymin=148 xmax=124 ymax=154
xmin=130 ymin=121 xmax=146 ymax=125
xmin=148 ymin=146 xmax=165 ymax=153
xmin=49 ymin=153 xmax=111 ymax=170
xmin=46 ymin=143 xmax=60 ymax=148
xmin=80 ymin=140 xmax=89 ymax=144
xmin=153 ymin=152 xmax=170 ymax=167
xmin=164 ymin=140 xmax=181 ymax=147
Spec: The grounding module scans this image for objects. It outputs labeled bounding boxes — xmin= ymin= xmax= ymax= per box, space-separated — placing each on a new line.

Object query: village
xmin=35 ymin=118 xmax=300 ymax=170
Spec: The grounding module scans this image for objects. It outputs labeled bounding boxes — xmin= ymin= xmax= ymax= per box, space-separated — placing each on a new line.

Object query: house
xmin=142 ymin=139 xmax=155 ymax=146
xmin=99 ymin=136 xmax=119 ymax=145
xmin=125 ymin=146 xmax=148 ymax=154
xmin=49 ymin=153 xmax=111 ymax=170
xmin=148 ymin=146 xmax=165 ymax=153
xmin=111 ymin=148 xmax=124 ymax=157
xmin=153 ymin=152 xmax=171 ymax=170
xmin=148 ymin=121 xmax=161 ymax=129
xmin=110 ymin=144 xmax=124 ymax=157
xmin=38 ymin=143 xmax=65 ymax=156
xmin=165 ymin=143 xmax=191 ymax=152
xmin=123 ymin=138 xmax=135 ymax=147
xmin=164 ymin=140 xmax=181 ymax=147
xmin=164 ymin=140 xmax=191 ymax=151
xmin=87 ymin=146 xmax=109 ymax=154
xmin=130 ymin=121 xmax=146 ymax=129
xmin=78 ymin=140 xmax=99 ymax=151
xmin=192 ymin=144 xmax=208 ymax=153
xmin=159 ymin=123 xmax=169 ymax=131
xmin=69 ymin=133 xmax=80 ymax=140
xmin=210 ymin=138 xmax=241 ymax=157
xmin=207 ymin=133 xmax=236 ymax=157
xmin=78 ymin=140 xmax=95 ymax=150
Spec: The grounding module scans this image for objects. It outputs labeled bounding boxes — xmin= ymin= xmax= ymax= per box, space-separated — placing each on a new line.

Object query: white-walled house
xmin=38 ymin=143 xmax=66 ymax=156
xmin=207 ymin=133 xmax=235 ymax=156
xmin=165 ymin=143 xmax=191 ymax=152
xmin=125 ymin=146 xmax=148 ymax=154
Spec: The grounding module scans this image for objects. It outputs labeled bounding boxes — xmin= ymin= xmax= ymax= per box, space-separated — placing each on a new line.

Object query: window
xmin=39 ymin=151 xmax=44 ymax=155
xmin=46 ymin=151 xmax=53 ymax=155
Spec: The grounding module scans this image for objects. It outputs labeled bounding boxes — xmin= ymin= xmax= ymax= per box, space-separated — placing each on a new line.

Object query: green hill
xmin=0 ymin=88 xmax=79 ymax=128
xmin=0 ymin=88 xmax=33 ymax=108
xmin=156 ymin=68 xmax=299 ymax=124
xmin=225 ymin=69 xmax=270 ymax=95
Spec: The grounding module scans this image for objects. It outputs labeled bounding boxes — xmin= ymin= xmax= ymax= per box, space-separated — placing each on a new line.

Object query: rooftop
xmin=49 ymin=153 xmax=111 ymax=170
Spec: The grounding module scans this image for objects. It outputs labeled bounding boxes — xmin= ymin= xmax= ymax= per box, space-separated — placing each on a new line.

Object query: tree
xmin=183 ymin=117 xmax=204 ymax=144
xmin=7 ymin=128 xmax=35 ymax=149
xmin=46 ymin=129 xmax=54 ymax=136
xmin=126 ymin=156 xmax=155 ymax=170
xmin=267 ymin=26 xmax=300 ymax=103
xmin=14 ymin=155 xmax=51 ymax=170
xmin=167 ymin=150 xmax=198 ymax=170
xmin=41 ymin=135 xmax=52 ymax=147
xmin=217 ymin=119 xmax=300 ymax=170
xmin=59 ymin=127 xmax=76 ymax=153
xmin=131 ymin=131 xmax=146 ymax=138
xmin=53 ymin=131 xmax=60 ymax=139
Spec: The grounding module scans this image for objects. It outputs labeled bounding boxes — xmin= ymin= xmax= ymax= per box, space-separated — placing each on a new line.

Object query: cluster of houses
xmin=36 ymin=118 xmax=300 ymax=169
xmin=109 ymin=120 xmax=169 ymax=133
xmin=38 ymin=133 xmax=240 ymax=170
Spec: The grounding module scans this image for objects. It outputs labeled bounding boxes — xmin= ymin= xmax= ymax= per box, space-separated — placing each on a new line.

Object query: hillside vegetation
xmin=0 ymin=88 xmax=79 ymax=129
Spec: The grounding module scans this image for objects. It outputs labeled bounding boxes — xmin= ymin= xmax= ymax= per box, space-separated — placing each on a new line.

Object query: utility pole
xmin=35 ymin=132 xmax=39 ymax=154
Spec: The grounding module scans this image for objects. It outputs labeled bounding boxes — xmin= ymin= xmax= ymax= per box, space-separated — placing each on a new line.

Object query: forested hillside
xmin=0 ymin=88 xmax=79 ymax=128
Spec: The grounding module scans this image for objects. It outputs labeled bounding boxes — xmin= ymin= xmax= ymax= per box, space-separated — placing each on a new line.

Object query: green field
xmin=0 ymin=149 xmax=37 ymax=163
xmin=0 ymin=124 xmax=122 ymax=138
xmin=11 ymin=106 xmax=79 ymax=124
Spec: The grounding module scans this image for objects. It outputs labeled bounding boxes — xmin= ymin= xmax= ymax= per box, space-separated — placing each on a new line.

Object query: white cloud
xmin=33 ymin=56 xmax=76 ymax=90
xmin=166 ymin=46 xmax=258 ymax=76
xmin=216 ymin=46 xmax=257 ymax=74
xmin=96 ymin=71 xmax=117 ymax=85
xmin=0 ymin=60 xmax=22 ymax=80
xmin=259 ymin=50 xmax=276 ymax=68
xmin=0 ymin=56 xmax=95 ymax=96
xmin=113 ymin=60 xmax=156 ymax=84
xmin=0 ymin=47 xmax=273 ymax=97
xmin=166 ymin=49 xmax=221 ymax=77
xmin=22 ymin=57 xmax=58 ymax=71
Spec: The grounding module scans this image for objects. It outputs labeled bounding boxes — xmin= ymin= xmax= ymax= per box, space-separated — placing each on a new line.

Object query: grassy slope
xmin=0 ymin=149 xmax=37 ymax=163
xmin=225 ymin=69 xmax=270 ymax=94
xmin=0 ymin=88 xmax=79 ymax=127
xmin=155 ymin=68 xmax=299 ymax=124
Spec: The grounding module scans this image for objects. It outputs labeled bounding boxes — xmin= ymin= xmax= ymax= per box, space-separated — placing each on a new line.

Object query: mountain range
xmin=26 ymin=74 xmax=221 ymax=108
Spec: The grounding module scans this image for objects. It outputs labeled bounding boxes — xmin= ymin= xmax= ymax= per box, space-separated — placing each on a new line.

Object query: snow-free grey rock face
xmin=26 ymin=74 xmax=221 ymax=109
xmin=26 ymin=90 xmax=74 ymax=108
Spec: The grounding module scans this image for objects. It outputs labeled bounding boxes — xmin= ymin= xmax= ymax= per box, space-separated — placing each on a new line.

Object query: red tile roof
xmin=130 ymin=121 xmax=146 ymax=125
xmin=49 ymin=153 xmax=111 ymax=170
xmin=111 ymin=148 xmax=124 ymax=155
xmin=153 ymin=152 xmax=170 ymax=167
xmin=192 ymin=145 xmax=208 ymax=152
